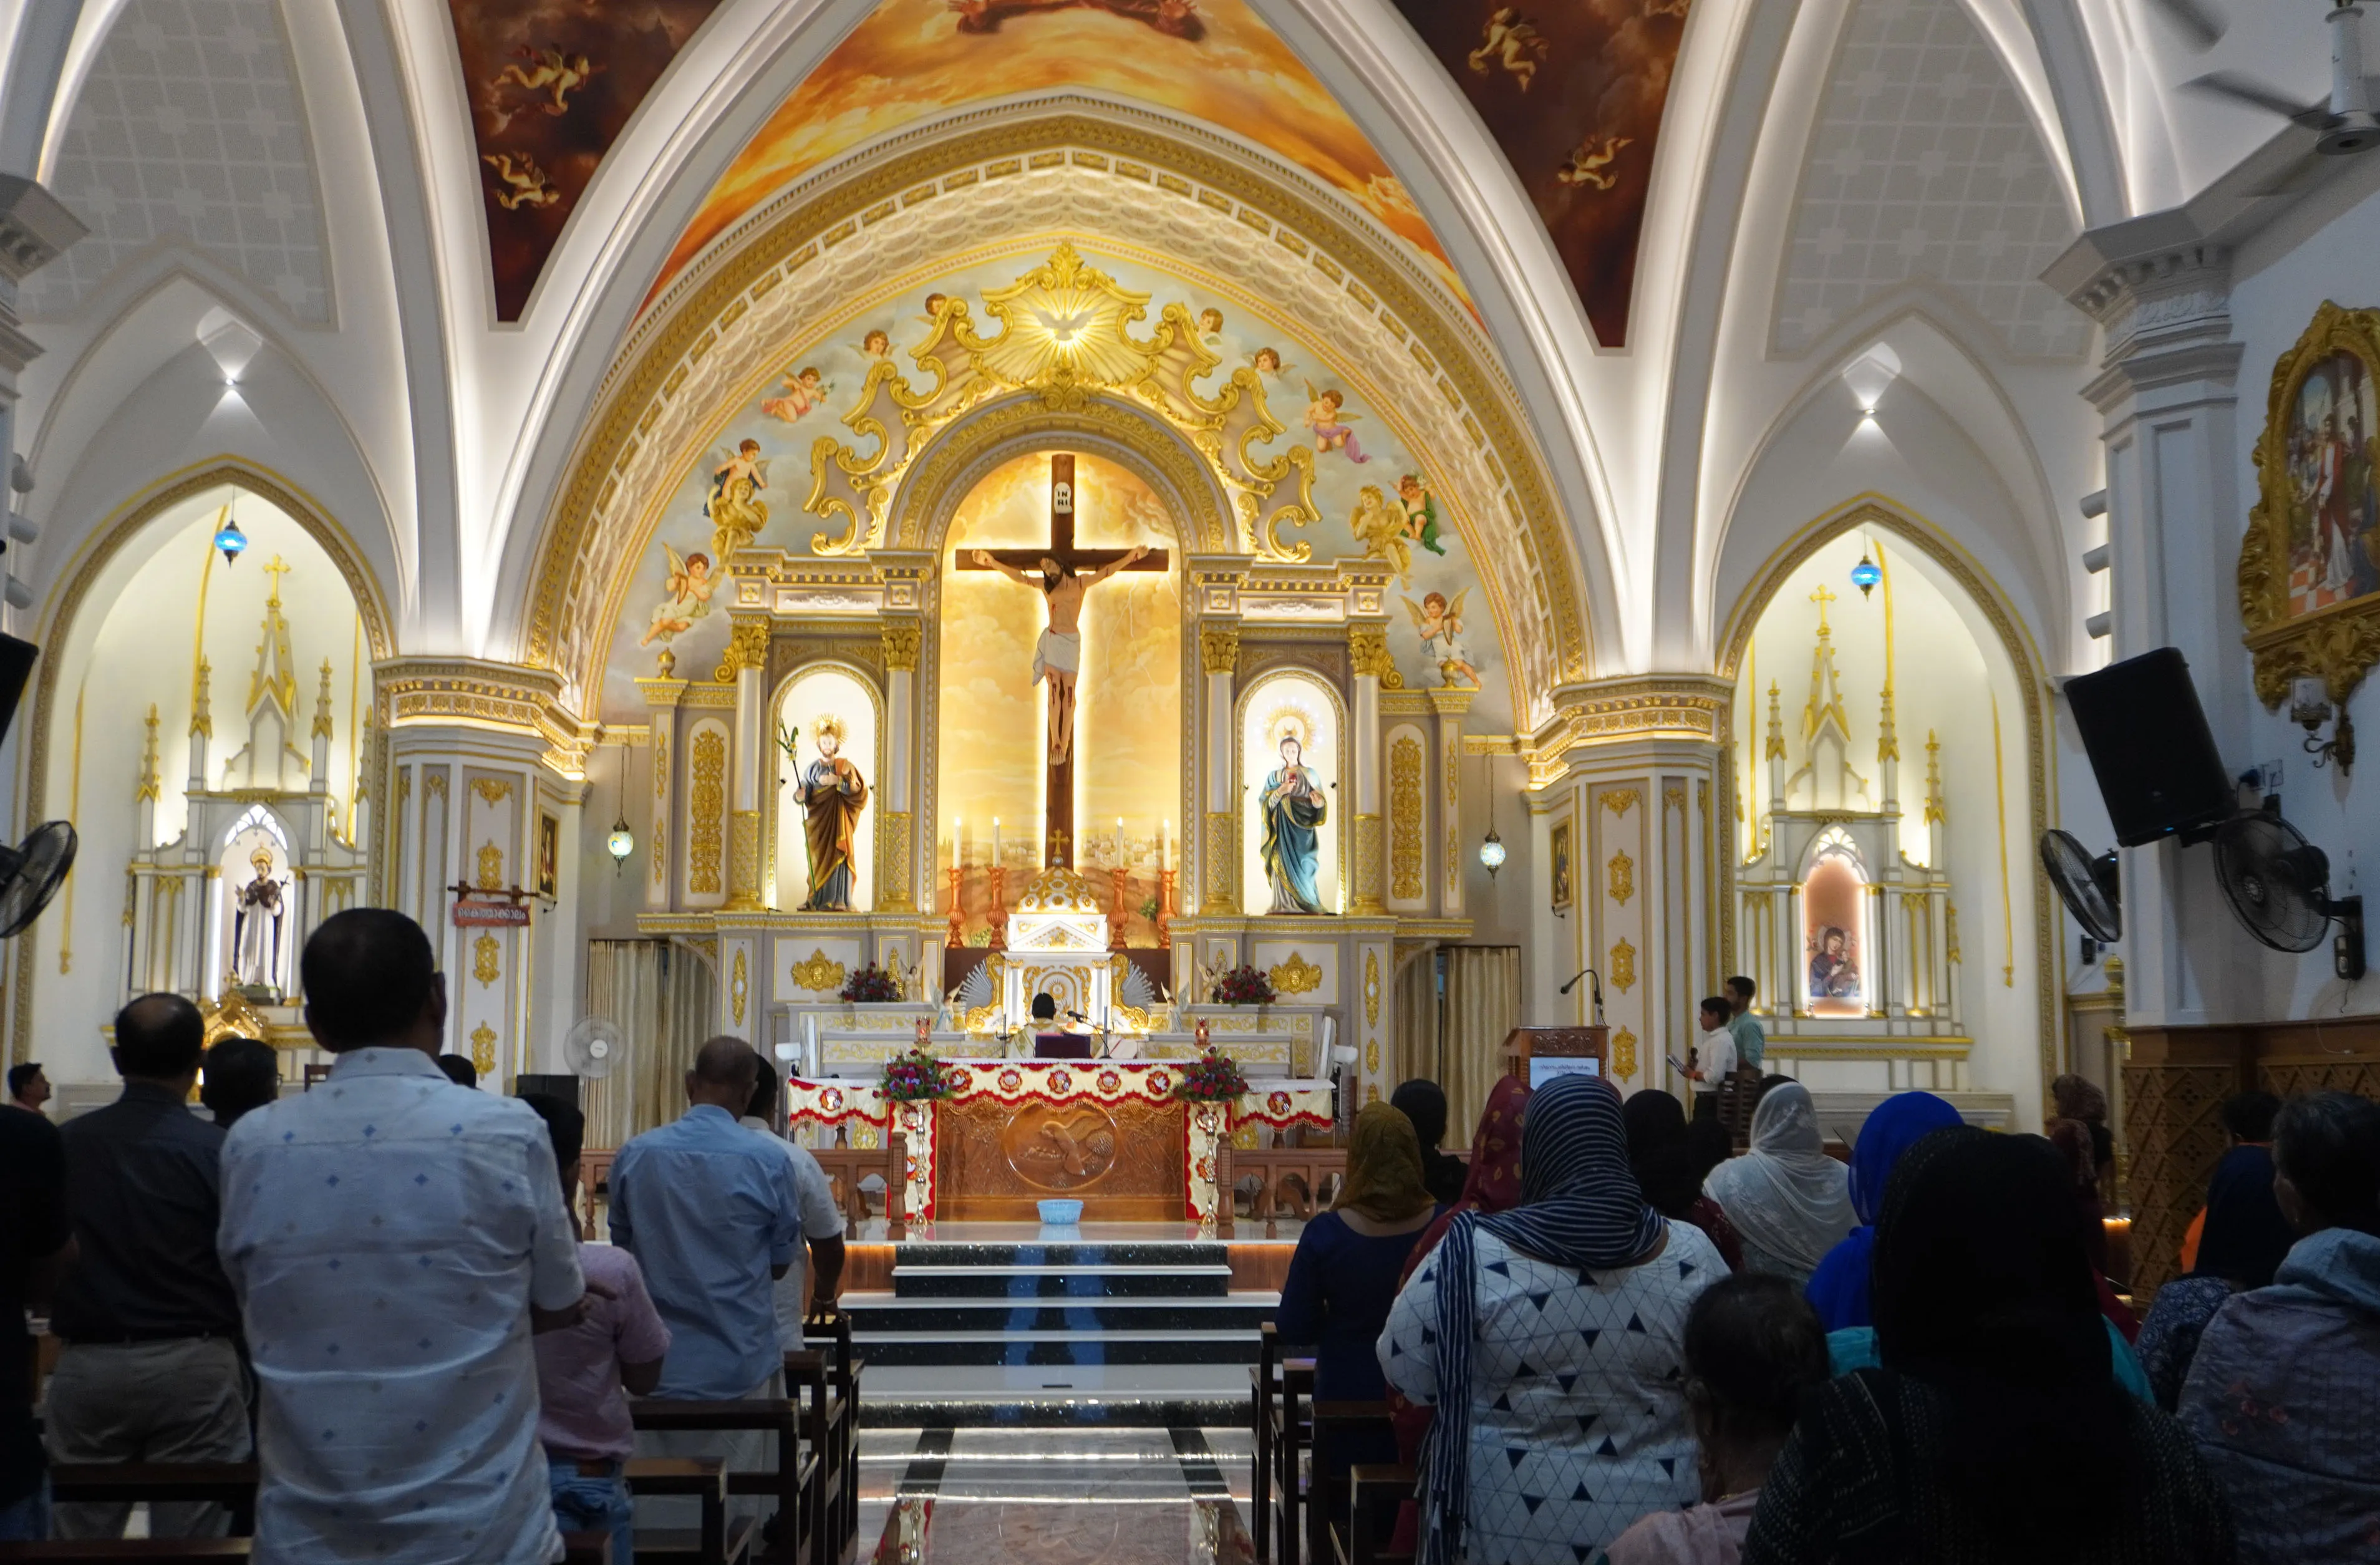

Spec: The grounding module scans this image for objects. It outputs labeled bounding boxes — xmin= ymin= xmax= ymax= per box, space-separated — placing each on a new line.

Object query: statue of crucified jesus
xmin=971 ymin=543 xmax=1151 ymax=765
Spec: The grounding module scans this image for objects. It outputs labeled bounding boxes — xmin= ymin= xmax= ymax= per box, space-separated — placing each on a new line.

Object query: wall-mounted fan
xmin=2187 ymin=2 xmax=2380 ymax=157
xmin=563 ymin=1016 xmax=628 ymax=1081
xmin=2212 ymin=809 xmax=2366 ymax=977
xmin=2039 ymin=830 xmax=2122 ymax=944
xmin=0 ymin=821 xmax=76 ymax=940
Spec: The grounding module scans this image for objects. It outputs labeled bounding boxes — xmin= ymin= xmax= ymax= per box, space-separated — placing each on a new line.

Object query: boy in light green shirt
xmin=1726 ymin=974 xmax=1765 ymax=1070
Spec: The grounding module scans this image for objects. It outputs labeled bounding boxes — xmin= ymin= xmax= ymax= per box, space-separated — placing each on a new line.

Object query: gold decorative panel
xmin=1268 ymin=952 xmax=1323 ymax=996
xmin=1389 ymin=736 xmax=1423 ymax=901
xmin=689 ymin=727 xmax=726 ymax=894
xmin=1612 ymin=1026 xmax=1638 ymax=1082
xmin=469 ymin=1023 xmax=496 ymax=1077
xmin=1601 ymin=788 xmax=1639 ymax=817
xmin=1608 ymin=937 xmax=1637 ymax=994
xmin=1363 ymin=949 xmax=1380 ymax=1028
xmin=1607 ymin=847 xmax=1634 ymax=907
xmin=791 ymin=948 xmax=848 ymax=993
xmin=732 ymin=948 xmax=750 ymax=1027
xmin=472 ymin=933 xmax=500 ymax=987
xmin=476 ymin=841 xmax=503 ymax=891
xmin=470 ymin=777 xmax=514 ymax=806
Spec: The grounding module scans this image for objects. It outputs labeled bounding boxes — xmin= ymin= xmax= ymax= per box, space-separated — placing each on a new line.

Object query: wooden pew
xmin=790 ymin=1311 xmax=864 ymax=1562
xmin=626 ymin=1456 xmax=738 ymax=1564
xmin=632 ymin=1398 xmax=810 ymax=1565
xmin=1331 ymin=1466 xmax=1416 ymax=1565
xmin=45 ymin=1463 xmax=256 ymax=1536
xmin=0 ymin=1537 xmax=612 ymax=1563
xmin=1267 ymin=1347 xmax=1317 ymax=1565
xmin=1307 ymin=1403 xmax=1395 ymax=1565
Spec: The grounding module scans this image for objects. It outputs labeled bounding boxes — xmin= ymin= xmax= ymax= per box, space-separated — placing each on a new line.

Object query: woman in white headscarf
xmin=1702 ymin=1081 xmax=1854 ymax=1286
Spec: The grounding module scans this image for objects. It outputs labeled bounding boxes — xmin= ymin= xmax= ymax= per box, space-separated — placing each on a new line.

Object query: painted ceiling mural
xmin=648 ymin=0 xmax=1464 ymax=309
xmin=443 ymin=0 xmax=727 ymax=319
xmin=1389 ymin=0 xmax=1688 ymax=346
xmin=599 ymin=245 xmax=1511 ymax=734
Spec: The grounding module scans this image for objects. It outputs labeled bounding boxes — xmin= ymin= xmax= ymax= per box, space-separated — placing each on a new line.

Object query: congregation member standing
xmin=1382 ymin=1074 xmax=1723 ymax=1565
xmin=1804 ymin=1090 xmax=1964 ymax=1331
xmin=46 ymin=996 xmax=249 ymax=1538
xmin=612 ymin=1037 xmax=828 ymax=1532
xmin=220 ymin=909 xmax=588 ymax=1563
xmin=738 ymin=1065 xmax=848 ymax=1350
xmin=1723 ymin=977 xmax=1765 ymax=1072
xmin=521 ymin=1095 xmax=669 ymax=1565
xmin=1700 ymin=1081 xmax=1853 ymax=1288
xmin=0 ymin=1056 xmax=67 ymax=1541
xmin=6 ymin=1062 xmax=48 ymax=1115
xmin=1745 ymin=1127 xmax=2232 ymax=1564
xmin=199 ymin=1036 xmax=281 ymax=1130
xmin=2134 ymin=1092 xmax=2296 ymax=1410
xmin=1390 ymin=1078 xmax=1469 ymax=1206
xmin=2180 ymin=1091 xmax=2380 ymax=1564
xmin=1623 ymin=1088 xmax=1744 ymax=1272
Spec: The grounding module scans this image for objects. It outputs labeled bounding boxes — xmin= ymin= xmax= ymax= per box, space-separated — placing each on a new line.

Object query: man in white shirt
xmin=1688 ymin=994 xmax=1738 ymax=1123
xmin=219 ymin=909 xmax=588 ymax=1564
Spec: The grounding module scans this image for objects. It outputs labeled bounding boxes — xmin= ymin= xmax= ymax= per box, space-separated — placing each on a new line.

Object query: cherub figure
xmin=860 ymin=328 xmax=893 ymax=360
xmin=486 ymin=47 xmax=602 ymax=132
xmin=1196 ymin=307 xmax=1225 ymax=346
xmin=1349 ymin=486 xmax=1413 ymax=584
xmin=1402 ymin=589 xmax=1481 ymax=688
xmin=760 ymin=366 xmax=830 ymax=422
xmin=919 ymin=293 xmax=952 ymax=327
xmin=1244 ymin=346 xmax=1295 ymax=380
xmin=481 ymin=152 xmax=561 ymax=210
xmin=705 ymin=440 xmax=770 ymax=563
xmin=1469 ymin=9 xmax=1549 ymax=92
xmin=1557 ymin=133 xmax=1634 ymax=190
xmin=1396 ymin=473 xmax=1448 ymax=557
xmin=639 ymin=545 xmax=717 ymax=646
xmin=1302 ymin=382 xmax=1369 ymax=463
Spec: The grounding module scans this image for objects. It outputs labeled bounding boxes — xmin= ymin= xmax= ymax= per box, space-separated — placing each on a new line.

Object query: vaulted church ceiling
xmin=24 ymin=0 xmax=332 ymax=325
xmin=647 ymin=0 xmax=1462 ymax=309
xmin=1386 ymin=0 xmax=1690 ymax=348
xmin=440 ymin=0 xmax=728 ymax=320
xmin=1772 ymin=0 xmax=2085 ymax=361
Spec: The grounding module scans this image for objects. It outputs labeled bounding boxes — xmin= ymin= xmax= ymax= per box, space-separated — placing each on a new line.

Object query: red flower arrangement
xmin=878 ymin=1047 xmax=957 ymax=1103
xmin=841 ymin=964 xmax=901 ymax=1003
xmin=1171 ymin=1047 xmax=1250 ymax=1103
xmin=1209 ymin=965 xmax=1275 ymax=1005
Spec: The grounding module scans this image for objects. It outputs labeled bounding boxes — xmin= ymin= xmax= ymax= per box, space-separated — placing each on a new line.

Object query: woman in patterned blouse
xmin=1379 ymin=1074 xmax=1725 ymax=1565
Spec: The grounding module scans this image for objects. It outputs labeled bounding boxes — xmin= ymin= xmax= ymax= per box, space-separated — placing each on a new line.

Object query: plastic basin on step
xmin=1036 ymin=1198 xmax=1085 ymax=1224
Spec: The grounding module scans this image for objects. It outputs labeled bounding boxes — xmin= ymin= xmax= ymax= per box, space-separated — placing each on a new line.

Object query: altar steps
xmin=849 ymin=1235 xmax=1278 ymax=1426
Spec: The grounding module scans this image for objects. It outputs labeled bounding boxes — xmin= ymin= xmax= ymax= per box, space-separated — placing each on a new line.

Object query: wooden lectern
xmin=1502 ymin=1025 xmax=1610 ymax=1088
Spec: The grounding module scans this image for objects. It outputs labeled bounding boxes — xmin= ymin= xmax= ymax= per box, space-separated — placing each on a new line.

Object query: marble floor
xmin=858 ymin=1425 xmax=1257 ymax=1563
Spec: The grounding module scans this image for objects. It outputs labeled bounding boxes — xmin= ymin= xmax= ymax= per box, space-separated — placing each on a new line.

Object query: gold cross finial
xmin=262 ymin=555 xmax=291 ymax=605
xmin=1808 ymin=582 xmax=1836 ymax=631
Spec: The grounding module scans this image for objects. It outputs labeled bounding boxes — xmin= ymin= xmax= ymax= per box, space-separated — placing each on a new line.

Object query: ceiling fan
xmin=2184 ymin=3 xmax=2380 ymax=157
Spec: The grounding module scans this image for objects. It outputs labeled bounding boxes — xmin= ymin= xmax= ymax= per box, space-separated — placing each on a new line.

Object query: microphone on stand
xmin=1558 ymin=967 xmax=1607 ymax=1025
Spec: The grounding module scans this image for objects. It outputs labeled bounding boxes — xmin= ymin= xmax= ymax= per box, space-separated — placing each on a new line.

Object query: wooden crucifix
xmin=960 ymin=453 xmax=1169 ymax=868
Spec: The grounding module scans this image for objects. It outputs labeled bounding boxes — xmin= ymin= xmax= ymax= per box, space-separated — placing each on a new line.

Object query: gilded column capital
xmin=879 ymin=620 xmax=922 ymax=672
xmin=1347 ymin=623 xmax=1401 ymax=686
xmin=716 ymin=616 xmax=772 ymax=682
xmin=1199 ymin=624 xmax=1241 ymax=676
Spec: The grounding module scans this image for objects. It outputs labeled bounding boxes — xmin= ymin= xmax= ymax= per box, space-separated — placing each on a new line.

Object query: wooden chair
xmin=1307 ymin=1403 xmax=1395 ymax=1565
xmin=1330 ymin=1466 xmax=1416 ymax=1565
xmin=631 ymin=1399 xmax=808 ymax=1565
xmin=578 ymin=1148 xmax=617 ymax=1240
xmin=807 ymin=1131 xmax=907 ymax=1238
xmin=626 ymin=1456 xmax=740 ymax=1564
xmin=1239 ymin=1149 xmax=1350 ymax=1223
xmin=45 ymin=1463 xmax=257 ymax=1535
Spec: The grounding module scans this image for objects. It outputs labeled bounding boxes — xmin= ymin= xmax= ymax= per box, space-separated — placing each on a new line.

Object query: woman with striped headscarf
xmin=1380 ymin=1073 xmax=1726 ymax=1565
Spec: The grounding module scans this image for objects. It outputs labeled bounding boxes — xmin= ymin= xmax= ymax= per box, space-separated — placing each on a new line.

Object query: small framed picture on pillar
xmin=536 ymin=812 xmax=561 ymax=900
xmin=1549 ymin=819 xmax=1574 ymax=913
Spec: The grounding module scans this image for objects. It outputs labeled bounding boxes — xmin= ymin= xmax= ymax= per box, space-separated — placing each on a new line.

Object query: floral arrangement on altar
xmin=1170 ymin=1047 xmax=1250 ymax=1103
xmin=1209 ymin=965 xmax=1275 ymax=1006
xmin=878 ymin=1047 xmax=958 ymax=1103
xmin=840 ymin=963 xmax=901 ymax=1003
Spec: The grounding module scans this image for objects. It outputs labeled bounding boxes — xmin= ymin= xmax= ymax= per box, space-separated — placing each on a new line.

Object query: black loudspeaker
xmin=513 ymin=1073 xmax=580 ymax=1108
xmin=2064 ymin=647 xmax=2234 ymax=847
xmin=0 ymin=634 xmax=37 ymax=747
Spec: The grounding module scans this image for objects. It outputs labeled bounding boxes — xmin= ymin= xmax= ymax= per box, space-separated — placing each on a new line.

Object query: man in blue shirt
xmin=613 ymin=1037 xmax=834 ymax=1531
xmin=1726 ymin=974 xmax=1766 ymax=1071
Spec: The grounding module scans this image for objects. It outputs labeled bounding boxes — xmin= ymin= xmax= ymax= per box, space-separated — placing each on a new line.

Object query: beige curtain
xmin=1439 ymin=946 xmax=1521 ymax=1144
xmin=1391 ymin=951 xmax=1439 ymax=1097
xmin=584 ymin=938 xmax=718 ymax=1148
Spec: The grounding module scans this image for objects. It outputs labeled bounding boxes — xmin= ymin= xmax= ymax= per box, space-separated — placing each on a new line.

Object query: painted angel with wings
xmin=1302 ymin=380 xmax=1369 ymax=463
xmin=639 ymin=542 xmax=718 ymax=646
xmin=1402 ymin=588 xmax=1481 ymax=689
xmin=705 ymin=439 xmax=770 ymax=563
xmin=1244 ymin=346 xmax=1296 ymax=382
xmin=1349 ymin=486 xmax=1413 ymax=584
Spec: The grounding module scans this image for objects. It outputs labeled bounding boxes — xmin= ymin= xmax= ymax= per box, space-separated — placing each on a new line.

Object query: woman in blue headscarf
xmin=1378 ymin=1073 xmax=1726 ymax=1565
xmin=1802 ymin=1090 xmax=1963 ymax=1331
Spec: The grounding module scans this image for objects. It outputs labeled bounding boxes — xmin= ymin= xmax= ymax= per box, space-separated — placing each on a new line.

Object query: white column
xmin=641 ymin=677 xmax=686 ymax=911
xmin=1347 ymin=623 xmax=1388 ymax=914
xmin=725 ymin=616 xmax=768 ymax=912
xmin=878 ymin=619 xmax=919 ymax=912
xmin=1199 ymin=621 xmax=1239 ymax=914
xmin=2051 ymin=240 xmax=2243 ymax=1027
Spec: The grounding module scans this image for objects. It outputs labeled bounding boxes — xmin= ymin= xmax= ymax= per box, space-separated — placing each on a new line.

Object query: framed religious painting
xmin=2238 ymin=301 xmax=2380 ymax=712
xmin=536 ymin=812 xmax=560 ymax=900
xmin=1549 ymin=819 xmax=1574 ymax=913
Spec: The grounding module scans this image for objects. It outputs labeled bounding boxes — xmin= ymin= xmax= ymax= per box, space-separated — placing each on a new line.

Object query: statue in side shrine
xmin=232 ymin=847 xmax=287 ymax=992
xmin=785 ymin=715 xmax=869 ymax=911
xmin=1259 ymin=734 xmax=1328 ymax=915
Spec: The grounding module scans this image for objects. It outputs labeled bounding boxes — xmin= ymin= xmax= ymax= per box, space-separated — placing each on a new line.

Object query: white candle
xmin=1117 ymin=816 xmax=1126 ymax=866
xmin=953 ymin=816 xmax=963 ymax=871
xmin=1160 ymin=818 xmax=1169 ymax=871
xmin=992 ymin=816 xmax=1002 ymax=867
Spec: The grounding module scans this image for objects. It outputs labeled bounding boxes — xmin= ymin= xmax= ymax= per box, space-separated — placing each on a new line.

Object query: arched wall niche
xmin=1237 ymin=667 xmax=1347 ymax=918
xmin=512 ymin=104 xmax=1606 ymax=725
xmin=1715 ymin=497 xmax=2059 ymax=1122
xmin=770 ymin=661 xmax=884 ymax=914
xmin=9 ymin=458 xmax=394 ymax=1068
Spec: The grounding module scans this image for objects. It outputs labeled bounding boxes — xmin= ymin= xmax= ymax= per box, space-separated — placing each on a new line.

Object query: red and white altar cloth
xmin=783 ymin=1060 xmax=1333 ymax=1224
